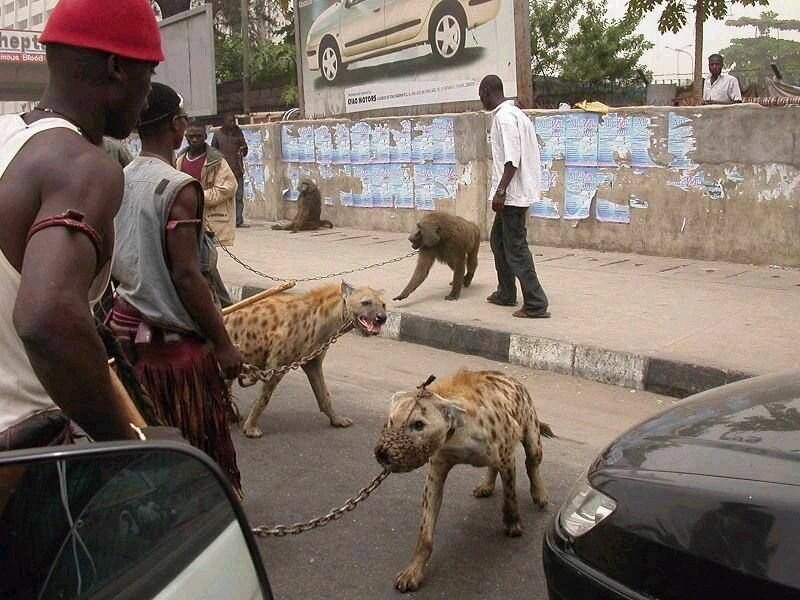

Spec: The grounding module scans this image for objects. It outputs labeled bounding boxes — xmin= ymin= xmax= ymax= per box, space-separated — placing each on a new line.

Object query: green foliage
xmin=250 ymin=40 xmax=297 ymax=82
xmin=723 ymin=37 xmax=800 ymax=83
xmin=560 ymin=0 xmax=653 ymax=84
xmin=529 ymin=0 xmax=585 ymax=77
xmin=726 ymin=10 xmax=800 ymax=35
xmin=626 ymin=0 xmax=771 ymax=35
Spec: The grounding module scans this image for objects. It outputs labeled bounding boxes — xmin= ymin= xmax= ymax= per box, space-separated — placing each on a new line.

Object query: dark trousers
xmin=490 ymin=205 xmax=548 ymax=311
xmin=235 ymin=173 xmax=245 ymax=226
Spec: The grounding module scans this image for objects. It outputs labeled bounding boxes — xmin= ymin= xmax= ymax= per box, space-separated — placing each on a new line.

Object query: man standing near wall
xmin=479 ymin=75 xmax=550 ymax=319
xmin=703 ymin=54 xmax=742 ymax=105
xmin=177 ymin=120 xmax=237 ymax=308
xmin=212 ymin=113 xmax=249 ymax=228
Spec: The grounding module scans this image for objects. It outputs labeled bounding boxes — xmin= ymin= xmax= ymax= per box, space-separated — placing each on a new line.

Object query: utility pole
xmin=241 ymin=0 xmax=250 ymax=115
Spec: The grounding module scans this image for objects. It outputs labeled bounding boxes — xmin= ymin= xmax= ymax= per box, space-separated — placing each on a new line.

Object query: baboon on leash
xmin=394 ymin=212 xmax=481 ymax=302
xmin=272 ymin=177 xmax=334 ymax=233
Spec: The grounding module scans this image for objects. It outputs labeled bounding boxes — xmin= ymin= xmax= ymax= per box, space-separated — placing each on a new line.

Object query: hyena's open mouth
xmin=355 ymin=315 xmax=384 ymax=336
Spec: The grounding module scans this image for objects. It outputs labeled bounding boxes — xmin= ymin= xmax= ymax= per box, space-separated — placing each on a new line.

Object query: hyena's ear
xmin=435 ymin=398 xmax=467 ymax=429
xmin=341 ymin=281 xmax=354 ymax=299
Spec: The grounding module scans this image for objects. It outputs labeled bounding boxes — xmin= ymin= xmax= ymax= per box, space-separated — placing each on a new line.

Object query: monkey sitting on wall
xmin=272 ymin=177 xmax=334 ymax=233
xmin=393 ymin=212 xmax=481 ymax=302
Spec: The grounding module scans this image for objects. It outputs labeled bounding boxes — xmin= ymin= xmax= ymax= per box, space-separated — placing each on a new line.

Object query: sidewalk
xmin=218 ymin=221 xmax=800 ymax=398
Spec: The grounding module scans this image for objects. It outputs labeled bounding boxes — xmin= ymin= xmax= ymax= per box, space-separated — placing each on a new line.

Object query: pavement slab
xmin=219 ymin=221 xmax=800 ymax=396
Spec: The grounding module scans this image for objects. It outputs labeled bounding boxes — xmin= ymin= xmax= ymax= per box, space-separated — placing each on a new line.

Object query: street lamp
xmin=666 ymin=44 xmax=693 ymax=79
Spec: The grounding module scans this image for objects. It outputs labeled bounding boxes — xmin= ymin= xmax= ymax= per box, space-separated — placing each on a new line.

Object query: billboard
xmin=297 ymin=0 xmax=518 ymax=117
xmin=0 ymin=29 xmax=48 ymax=101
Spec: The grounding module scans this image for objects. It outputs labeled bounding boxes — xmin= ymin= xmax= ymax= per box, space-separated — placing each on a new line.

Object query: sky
xmin=605 ymin=0 xmax=800 ymax=80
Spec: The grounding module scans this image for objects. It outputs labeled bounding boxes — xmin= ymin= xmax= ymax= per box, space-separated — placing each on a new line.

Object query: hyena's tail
xmin=539 ymin=421 xmax=557 ymax=439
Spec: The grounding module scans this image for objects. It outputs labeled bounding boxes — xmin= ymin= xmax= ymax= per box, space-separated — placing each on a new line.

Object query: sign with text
xmin=297 ymin=0 xmax=517 ymax=117
xmin=0 ymin=29 xmax=45 ymax=63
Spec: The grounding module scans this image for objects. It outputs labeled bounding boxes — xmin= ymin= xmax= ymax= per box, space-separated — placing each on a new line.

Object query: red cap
xmin=39 ymin=0 xmax=164 ymax=63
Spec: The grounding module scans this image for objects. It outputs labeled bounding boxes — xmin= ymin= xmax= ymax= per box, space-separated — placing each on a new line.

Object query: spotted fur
xmin=226 ymin=281 xmax=386 ymax=438
xmin=374 ymin=370 xmax=554 ymax=592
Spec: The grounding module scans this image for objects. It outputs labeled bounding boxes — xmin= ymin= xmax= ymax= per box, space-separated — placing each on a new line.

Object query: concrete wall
xmin=238 ymin=103 xmax=800 ymax=266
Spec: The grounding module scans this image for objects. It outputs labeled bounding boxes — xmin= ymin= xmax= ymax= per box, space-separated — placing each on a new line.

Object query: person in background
xmin=479 ymin=74 xmax=551 ymax=319
xmin=102 ymin=136 xmax=134 ymax=168
xmin=109 ymin=83 xmax=244 ymax=494
xmin=703 ymin=54 xmax=742 ymax=105
xmin=176 ymin=120 xmax=237 ymax=307
xmin=212 ymin=112 xmax=249 ymax=228
xmin=0 ymin=0 xmax=163 ymax=450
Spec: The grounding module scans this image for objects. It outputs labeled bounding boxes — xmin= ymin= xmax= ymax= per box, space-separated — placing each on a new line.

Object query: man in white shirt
xmin=479 ymin=75 xmax=550 ymax=318
xmin=703 ymin=54 xmax=742 ymax=105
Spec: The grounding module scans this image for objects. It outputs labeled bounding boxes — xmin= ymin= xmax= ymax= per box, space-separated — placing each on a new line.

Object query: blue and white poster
xmin=297 ymin=125 xmax=315 ymax=162
xmin=432 ymin=117 xmax=456 ymax=164
xmin=370 ymin=123 xmax=391 ymax=164
xmin=391 ymin=165 xmax=414 ymax=209
xmin=564 ymin=167 xmax=598 ymax=220
xmin=371 ymin=164 xmax=393 ymax=208
xmin=281 ymin=124 xmax=298 ymax=162
xmin=413 ymin=164 xmax=436 ymax=210
xmin=411 ymin=122 xmax=434 ymax=164
xmin=351 ymin=165 xmax=373 ymax=208
xmin=598 ymin=113 xmax=628 ymax=168
xmin=531 ymin=168 xmax=560 ymax=219
xmin=332 ymin=123 xmax=351 ymax=165
xmin=534 ymin=115 xmax=565 ymax=162
xmin=314 ymin=124 xmax=333 ymax=164
xmin=338 ymin=165 xmax=353 ymax=206
xmin=626 ymin=115 xmax=657 ymax=168
xmin=667 ymin=113 xmax=697 ymax=170
xmin=390 ymin=120 xmax=412 ymax=163
xmin=432 ymin=164 xmax=458 ymax=200
xmin=350 ymin=122 xmax=371 ymax=165
xmin=565 ymin=114 xmax=599 ymax=168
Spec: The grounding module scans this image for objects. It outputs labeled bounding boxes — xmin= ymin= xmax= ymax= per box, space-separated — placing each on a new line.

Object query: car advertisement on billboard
xmin=298 ymin=0 xmax=517 ymax=117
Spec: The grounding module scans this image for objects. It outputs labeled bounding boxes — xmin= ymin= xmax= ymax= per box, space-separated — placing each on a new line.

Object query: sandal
xmin=487 ymin=293 xmax=517 ymax=306
xmin=513 ymin=309 xmax=551 ymax=319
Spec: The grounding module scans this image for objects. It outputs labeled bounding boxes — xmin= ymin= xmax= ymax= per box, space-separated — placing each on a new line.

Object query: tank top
xmin=112 ymin=156 xmax=205 ymax=337
xmin=0 ymin=115 xmax=112 ymax=433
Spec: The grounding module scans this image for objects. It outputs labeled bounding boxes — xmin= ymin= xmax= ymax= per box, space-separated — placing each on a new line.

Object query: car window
xmin=0 ymin=450 xmax=235 ymax=600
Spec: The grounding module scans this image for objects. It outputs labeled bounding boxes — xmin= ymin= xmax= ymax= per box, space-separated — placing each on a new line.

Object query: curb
xmin=227 ymin=284 xmax=756 ymax=399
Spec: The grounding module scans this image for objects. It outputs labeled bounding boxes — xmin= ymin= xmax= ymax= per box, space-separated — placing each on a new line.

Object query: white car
xmin=306 ymin=0 xmax=502 ymax=84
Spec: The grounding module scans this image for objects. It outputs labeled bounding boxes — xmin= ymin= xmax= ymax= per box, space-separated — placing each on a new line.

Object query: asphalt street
xmin=231 ymin=335 xmax=673 ymax=600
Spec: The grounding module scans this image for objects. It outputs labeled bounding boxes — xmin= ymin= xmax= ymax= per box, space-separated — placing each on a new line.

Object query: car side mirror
xmin=0 ymin=441 xmax=273 ymax=599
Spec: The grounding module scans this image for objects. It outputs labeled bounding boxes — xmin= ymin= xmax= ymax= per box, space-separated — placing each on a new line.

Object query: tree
xmin=529 ymin=0 xmax=585 ymax=78
xmin=561 ymin=0 xmax=652 ymax=84
xmin=722 ymin=11 xmax=800 ymax=84
xmin=626 ymin=0 xmax=771 ymax=96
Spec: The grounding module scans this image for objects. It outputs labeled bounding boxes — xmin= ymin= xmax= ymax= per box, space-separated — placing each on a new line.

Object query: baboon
xmin=393 ymin=212 xmax=480 ymax=302
xmin=272 ymin=177 xmax=334 ymax=233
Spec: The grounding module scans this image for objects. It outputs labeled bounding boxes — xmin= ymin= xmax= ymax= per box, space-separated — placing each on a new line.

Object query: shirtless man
xmin=0 ymin=0 xmax=164 ymax=448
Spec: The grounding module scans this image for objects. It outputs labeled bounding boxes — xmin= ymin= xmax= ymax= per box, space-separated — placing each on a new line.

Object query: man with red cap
xmin=0 ymin=0 xmax=165 ymax=449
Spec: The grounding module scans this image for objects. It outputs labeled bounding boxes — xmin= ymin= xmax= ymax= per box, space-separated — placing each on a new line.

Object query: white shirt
xmin=703 ymin=72 xmax=742 ymax=104
xmin=489 ymin=100 xmax=542 ymax=208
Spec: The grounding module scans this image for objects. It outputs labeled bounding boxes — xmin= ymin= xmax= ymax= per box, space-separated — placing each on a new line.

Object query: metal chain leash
xmin=237 ymin=319 xmax=355 ymax=387
xmin=217 ymin=240 xmax=418 ymax=283
xmin=252 ymin=469 xmax=391 ymax=537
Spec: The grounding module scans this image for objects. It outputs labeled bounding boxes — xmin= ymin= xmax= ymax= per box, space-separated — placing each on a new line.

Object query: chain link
xmin=217 ymin=240 xmax=418 ymax=283
xmin=251 ymin=470 xmax=391 ymax=537
xmin=237 ymin=319 xmax=355 ymax=387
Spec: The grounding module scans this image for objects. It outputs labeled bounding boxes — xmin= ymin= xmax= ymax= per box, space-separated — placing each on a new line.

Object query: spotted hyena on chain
xmin=225 ymin=281 xmax=387 ymax=438
xmin=374 ymin=370 xmax=554 ymax=592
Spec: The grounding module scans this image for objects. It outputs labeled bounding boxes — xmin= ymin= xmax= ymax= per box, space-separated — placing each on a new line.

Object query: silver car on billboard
xmin=305 ymin=0 xmax=502 ymax=84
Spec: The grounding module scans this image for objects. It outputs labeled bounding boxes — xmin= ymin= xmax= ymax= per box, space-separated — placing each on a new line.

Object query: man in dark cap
xmin=109 ymin=83 xmax=245 ymax=494
xmin=0 ymin=0 xmax=164 ymax=449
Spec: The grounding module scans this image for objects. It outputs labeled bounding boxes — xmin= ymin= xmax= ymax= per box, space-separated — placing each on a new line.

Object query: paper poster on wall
xmin=283 ymin=164 xmax=301 ymax=201
xmin=626 ymin=115 xmax=657 ymax=168
xmin=598 ymin=113 xmax=628 ymax=168
xmin=319 ymin=163 xmax=335 ymax=205
xmin=297 ymin=125 xmax=316 ymax=162
xmin=667 ymin=113 xmax=697 ymax=170
xmin=432 ymin=164 xmax=458 ymax=200
xmin=350 ymin=122 xmax=371 ymax=164
xmin=564 ymin=167 xmax=597 ymax=220
xmin=391 ymin=164 xmax=415 ymax=208
xmin=411 ymin=122 xmax=434 ymax=164
xmin=281 ymin=124 xmax=298 ymax=162
xmin=242 ymin=129 xmax=263 ymax=165
xmin=390 ymin=120 xmax=412 ymax=163
xmin=332 ymin=123 xmax=351 ymax=164
xmin=352 ymin=164 xmax=374 ymax=208
xmin=413 ymin=164 xmax=436 ymax=211
xmin=370 ymin=123 xmax=391 ymax=164
xmin=338 ymin=164 xmax=353 ymax=206
xmin=314 ymin=124 xmax=333 ymax=164
xmin=432 ymin=117 xmax=456 ymax=163
xmin=531 ymin=168 xmax=560 ymax=219
xmin=534 ymin=115 xmax=565 ymax=162
xmin=244 ymin=164 xmax=265 ymax=201
xmin=297 ymin=0 xmax=517 ymax=117
xmin=371 ymin=164 xmax=394 ymax=207
xmin=565 ymin=114 xmax=598 ymax=167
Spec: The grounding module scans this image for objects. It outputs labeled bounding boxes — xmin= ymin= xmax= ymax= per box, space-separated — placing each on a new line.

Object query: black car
xmin=543 ymin=370 xmax=800 ymax=600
